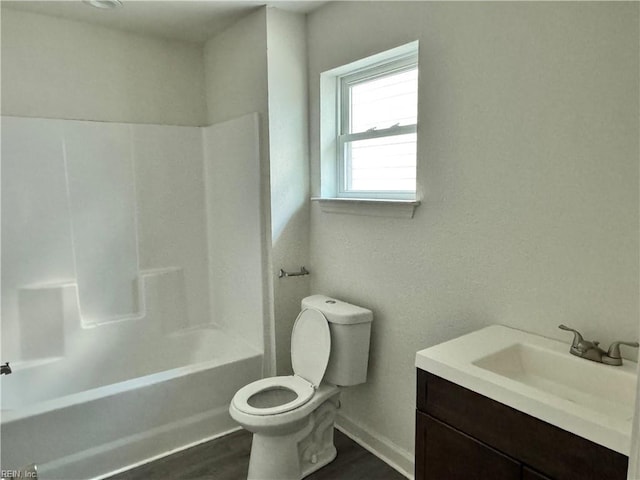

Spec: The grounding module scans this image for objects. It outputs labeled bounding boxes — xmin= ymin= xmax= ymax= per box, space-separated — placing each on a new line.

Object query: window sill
xmin=311 ymin=197 xmax=420 ymax=219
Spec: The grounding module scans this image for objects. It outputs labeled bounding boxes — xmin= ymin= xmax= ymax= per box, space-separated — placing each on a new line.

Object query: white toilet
xmin=229 ymin=295 xmax=373 ymax=480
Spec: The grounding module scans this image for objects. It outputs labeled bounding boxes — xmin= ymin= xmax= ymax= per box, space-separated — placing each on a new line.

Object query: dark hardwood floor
xmin=107 ymin=429 xmax=406 ymax=480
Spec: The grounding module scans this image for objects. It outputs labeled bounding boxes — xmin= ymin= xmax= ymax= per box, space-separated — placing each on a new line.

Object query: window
xmin=337 ymin=52 xmax=418 ymax=199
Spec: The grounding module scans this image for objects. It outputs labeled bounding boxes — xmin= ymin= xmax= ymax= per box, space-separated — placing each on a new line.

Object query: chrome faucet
xmin=558 ymin=325 xmax=638 ymax=366
xmin=1 ymin=362 xmax=11 ymax=375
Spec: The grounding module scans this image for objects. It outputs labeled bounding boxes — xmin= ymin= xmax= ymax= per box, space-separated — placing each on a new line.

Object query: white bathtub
xmin=0 ymin=327 xmax=262 ymax=480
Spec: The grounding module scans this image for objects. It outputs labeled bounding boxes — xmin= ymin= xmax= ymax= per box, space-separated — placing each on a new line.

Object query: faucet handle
xmin=559 ymin=324 xmax=579 ymax=334
xmin=607 ymin=341 xmax=639 ymax=360
xmin=558 ymin=325 xmax=585 ymax=348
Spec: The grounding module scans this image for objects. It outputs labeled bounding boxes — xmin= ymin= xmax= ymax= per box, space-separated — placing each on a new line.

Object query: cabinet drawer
xmin=417 ymin=412 xmax=520 ymax=480
xmin=417 ymin=369 xmax=628 ymax=480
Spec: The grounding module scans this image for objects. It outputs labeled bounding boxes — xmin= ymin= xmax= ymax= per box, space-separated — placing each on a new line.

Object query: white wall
xmin=1 ymin=7 xmax=206 ymax=126
xmin=266 ymin=8 xmax=311 ymax=375
xmin=203 ymin=8 xmax=268 ymax=127
xmin=308 ymin=1 xmax=639 ymax=469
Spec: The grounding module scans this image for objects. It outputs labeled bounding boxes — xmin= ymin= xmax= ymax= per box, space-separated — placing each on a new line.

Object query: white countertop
xmin=415 ymin=325 xmax=638 ymax=455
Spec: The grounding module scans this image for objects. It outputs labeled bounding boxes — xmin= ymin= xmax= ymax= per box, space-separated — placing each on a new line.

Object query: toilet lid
xmin=291 ymin=308 xmax=331 ymax=387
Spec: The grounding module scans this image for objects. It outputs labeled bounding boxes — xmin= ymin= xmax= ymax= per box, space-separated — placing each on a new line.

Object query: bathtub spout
xmin=1 ymin=362 xmax=11 ymax=375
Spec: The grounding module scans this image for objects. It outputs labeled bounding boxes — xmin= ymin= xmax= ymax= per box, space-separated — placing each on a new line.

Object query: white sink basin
xmin=415 ymin=325 xmax=638 ymax=455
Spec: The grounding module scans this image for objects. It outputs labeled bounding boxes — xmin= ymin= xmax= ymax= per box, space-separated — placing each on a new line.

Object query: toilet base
xmin=247 ymin=393 xmax=340 ymax=480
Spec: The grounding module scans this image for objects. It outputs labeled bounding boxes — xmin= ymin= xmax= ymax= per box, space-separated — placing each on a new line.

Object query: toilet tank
xmin=301 ymin=295 xmax=373 ymax=387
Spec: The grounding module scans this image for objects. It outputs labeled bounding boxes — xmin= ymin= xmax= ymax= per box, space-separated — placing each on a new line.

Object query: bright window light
xmin=337 ymin=52 xmax=419 ymax=199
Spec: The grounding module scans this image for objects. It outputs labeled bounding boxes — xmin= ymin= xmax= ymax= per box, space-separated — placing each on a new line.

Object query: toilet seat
xmin=232 ymin=375 xmax=315 ymax=416
xmin=233 ymin=309 xmax=332 ymax=417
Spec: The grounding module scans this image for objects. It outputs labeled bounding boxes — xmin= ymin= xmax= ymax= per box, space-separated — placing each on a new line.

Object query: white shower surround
xmin=0 ymin=113 xmax=266 ymax=479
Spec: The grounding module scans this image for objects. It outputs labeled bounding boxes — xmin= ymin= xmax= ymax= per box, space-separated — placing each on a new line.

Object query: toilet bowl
xmin=229 ymin=295 xmax=373 ymax=480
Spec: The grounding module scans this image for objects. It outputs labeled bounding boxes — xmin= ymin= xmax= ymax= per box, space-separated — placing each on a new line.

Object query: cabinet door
xmin=418 ymin=371 xmax=628 ymax=480
xmin=416 ymin=412 xmax=520 ymax=480
xmin=522 ymin=466 xmax=552 ymax=480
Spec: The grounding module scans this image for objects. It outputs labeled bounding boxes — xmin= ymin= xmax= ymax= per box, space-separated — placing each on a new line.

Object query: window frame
xmin=336 ymin=51 xmax=419 ymax=200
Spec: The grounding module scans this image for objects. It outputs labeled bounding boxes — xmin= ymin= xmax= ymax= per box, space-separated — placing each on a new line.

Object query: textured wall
xmin=308 ymin=1 xmax=639 ymax=467
xmin=203 ymin=8 xmax=269 ymax=127
xmin=266 ymin=8 xmax=311 ymax=375
xmin=1 ymin=7 xmax=207 ymax=126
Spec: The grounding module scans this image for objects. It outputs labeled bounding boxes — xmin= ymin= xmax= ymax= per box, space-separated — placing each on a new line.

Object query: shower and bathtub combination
xmin=1 ymin=113 xmax=268 ymax=479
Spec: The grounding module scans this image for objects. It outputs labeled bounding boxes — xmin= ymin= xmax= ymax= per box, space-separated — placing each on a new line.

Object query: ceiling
xmin=2 ymin=0 xmax=327 ymax=44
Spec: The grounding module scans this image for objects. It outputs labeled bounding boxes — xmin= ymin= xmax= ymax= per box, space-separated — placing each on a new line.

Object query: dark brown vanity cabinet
xmin=415 ymin=369 xmax=628 ymax=480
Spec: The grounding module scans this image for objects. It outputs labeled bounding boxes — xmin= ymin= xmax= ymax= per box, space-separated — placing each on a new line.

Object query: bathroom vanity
xmin=415 ymin=370 xmax=627 ymax=479
xmin=415 ymin=326 xmax=635 ymax=480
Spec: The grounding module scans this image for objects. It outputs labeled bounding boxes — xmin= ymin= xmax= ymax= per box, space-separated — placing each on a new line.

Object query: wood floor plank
xmin=107 ymin=429 xmax=405 ymax=480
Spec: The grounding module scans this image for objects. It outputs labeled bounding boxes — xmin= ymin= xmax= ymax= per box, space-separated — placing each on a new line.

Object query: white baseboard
xmin=335 ymin=414 xmax=414 ymax=480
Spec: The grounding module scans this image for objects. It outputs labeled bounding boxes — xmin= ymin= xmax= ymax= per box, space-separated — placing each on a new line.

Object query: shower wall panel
xmin=64 ymin=120 xmax=139 ymax=322
xmin=132 ymin=124 xmax=210 ymax=328
xmin=1 ymin=117 xmax=75 ymax=361
xmin=1 ymin=116 xmax=211 ymax=363
xmin=203 ymin=113 xmax=265 ymax=352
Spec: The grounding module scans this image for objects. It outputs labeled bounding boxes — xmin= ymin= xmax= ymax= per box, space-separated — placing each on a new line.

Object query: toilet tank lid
xmin=301 ymin=295 xmax=373 ymax=325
